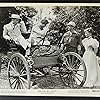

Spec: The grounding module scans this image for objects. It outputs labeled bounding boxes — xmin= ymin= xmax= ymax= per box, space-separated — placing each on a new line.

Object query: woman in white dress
xmin=82 ymin=27 xmax=99 ymax=88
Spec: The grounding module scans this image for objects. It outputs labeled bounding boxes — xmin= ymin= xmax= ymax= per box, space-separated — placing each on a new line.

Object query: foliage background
xmin=0 ymin=6 xmax=100 ymax=55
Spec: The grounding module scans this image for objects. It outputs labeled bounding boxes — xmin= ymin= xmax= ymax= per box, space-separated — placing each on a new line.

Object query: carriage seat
xmin=6 ymin=39 xmax=19 ymax=52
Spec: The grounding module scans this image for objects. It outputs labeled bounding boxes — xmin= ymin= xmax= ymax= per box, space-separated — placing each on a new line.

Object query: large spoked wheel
xmin=59 ymin=52 xmax=87 ymax=89
xmin=8 ymin=53 xmax=30 ymax=89
xmin=0 ymin=53 xmax=2 ymax=73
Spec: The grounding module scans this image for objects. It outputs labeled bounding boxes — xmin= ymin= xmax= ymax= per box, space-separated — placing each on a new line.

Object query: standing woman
xmin=82 ymin=27 xmax=99 ymax=88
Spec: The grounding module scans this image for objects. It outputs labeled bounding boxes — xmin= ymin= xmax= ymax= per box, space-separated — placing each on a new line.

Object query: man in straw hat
xmin=3 ymin=14 xmax=31 ymax=56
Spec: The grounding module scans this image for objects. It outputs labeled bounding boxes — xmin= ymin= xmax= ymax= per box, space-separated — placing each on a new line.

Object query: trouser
xmin=64 ymin=44 xmax=77 ymax=53
xmin=7 ymin=40 xmax=26 ymax=56
xmin=17 ymin=45 xmax=26 ymax=56
xmin=15 ymin=35 xmax=31 ymax=50
xmin=15 ymin=35 xmax=31 ymax=56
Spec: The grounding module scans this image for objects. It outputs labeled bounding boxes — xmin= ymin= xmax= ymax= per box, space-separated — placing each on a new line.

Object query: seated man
xmin=30 ymin=18 xmax=50 ymax=46
xmin=3 ymin=14 xmax=31 ymax=56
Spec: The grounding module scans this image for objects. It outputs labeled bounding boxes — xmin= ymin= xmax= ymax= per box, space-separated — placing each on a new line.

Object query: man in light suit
xmin=30 ymin=18 xmax=50 ymax=46
xmin=3 ymin=14 xmax=30 ymax=56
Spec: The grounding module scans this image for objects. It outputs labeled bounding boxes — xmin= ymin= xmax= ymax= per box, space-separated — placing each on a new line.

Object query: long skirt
xmin=83 ymin=49 xmax=98 ymax=87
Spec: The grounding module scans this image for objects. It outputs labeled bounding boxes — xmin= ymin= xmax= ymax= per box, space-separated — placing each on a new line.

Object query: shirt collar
xmin=87 ymin=36 xmax=92 ymax=39
xmin=10 ymin=21 xmax=18 ymax=28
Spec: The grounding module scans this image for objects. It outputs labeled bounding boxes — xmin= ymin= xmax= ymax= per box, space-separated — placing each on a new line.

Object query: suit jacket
xmin=3 ymin=21 xmax=27 ymax=41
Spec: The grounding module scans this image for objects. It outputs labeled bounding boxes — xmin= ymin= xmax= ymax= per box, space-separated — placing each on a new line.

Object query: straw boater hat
xmin=10 ymin=14 xmax=21 ymax=20
xmin=67 ymin=21 xmax=76 ymax=27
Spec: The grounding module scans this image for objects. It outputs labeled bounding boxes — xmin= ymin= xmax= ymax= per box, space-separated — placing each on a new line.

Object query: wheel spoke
xmin=19 ymin=60 xmax=23 ymax=71
xmin=13 ymin=79 xmax=18 ymax=89
xmin=72 ymin=73 xmax=82 ymax=83
xmin=11 ymin=78 xmax=17 ymax=85
xmin=65 ymin=57 xmax=70 ymax=67
xmin=17 ymin=83 xmax=19 ymax=89
xmin=71 ymin=55 xmax=75 ymax=66
xmin=20 ymin=67 xmax=25 ymax=74
xmin=68 ymin=55 xmax=72 ymax=67
xmin=62 ymin=73 xmax=70 ymax=84
xmin=60 ymin=71 xmax=69 ymax=77
xmin=9 ymin=65 xmax=17 ymax=74
xmin=77 ymin=63 xmax=82 ymax=67
xmin=20 ymin=78 xmax=27 ymax=88
xmin=72 ymin=59 xmax=79 ymax=69
xmin=11 ymin=60 xmax=17 ymax=71
xmin=69 ymin=75 xmax=74 ymax=88
xmin=18 ymin=57 xmax=24 ymax=72
xmin=20 ymin=77 xmax=28 ymax=84
xmin=17 ymin=80 xmax=21 ymax=89
xmin=74 ymin=72 xmax=84 ymax=77
xmin=74 ymin=79 xmax=79 ymax=86
xmin=71 ymin=75 xmax=79 ymax=87
xmin=19 ymin=80 xmax=24 ymax=89
xmin=73 ymin=69 xmax=84 ymax=71
xmin=17 ymin=57 xmax=21 ymax=71
xmin=73 ymin=63 xmax=82 ymax=70
xmin=12 ymin=57 xmax=19 ymax=72
xmin=14 ymin=57 xmax=19 ymax=67
xmin=15 ymin=82 xmax=19 ymax=89
xmin=20 ymin=67 xmax=26 ymax=75
xmin=20 ymin=74 xmax=27 ymax=77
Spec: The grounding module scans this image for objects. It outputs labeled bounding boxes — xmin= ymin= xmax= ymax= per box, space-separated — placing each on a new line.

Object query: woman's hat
xmin=10 ymin=14 xmax=21 ymax=20
xmin=84 ymin=27 xmax=93 ymax=32
xmin=67 ymin=21 xmax=76 ymax=27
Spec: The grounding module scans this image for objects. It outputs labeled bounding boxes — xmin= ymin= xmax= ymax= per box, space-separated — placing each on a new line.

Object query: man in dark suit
xmin=61 ymin=21 xmax=81 ymax=53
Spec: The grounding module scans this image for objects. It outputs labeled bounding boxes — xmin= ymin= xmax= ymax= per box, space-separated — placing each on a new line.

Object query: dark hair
xmin=41 ymin=19 xmax=49 ymax=25
xmin=84 ymin=27 xmax=93 ymax=33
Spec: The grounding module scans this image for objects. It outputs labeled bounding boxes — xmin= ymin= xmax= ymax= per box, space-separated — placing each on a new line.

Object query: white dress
xmin=82 ymin=37 xmax=99 ymax=87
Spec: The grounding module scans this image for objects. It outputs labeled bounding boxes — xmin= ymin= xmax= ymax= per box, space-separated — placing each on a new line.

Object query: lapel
xmin=7 ymin=22 xmax=18 ymax=35
xmin=9 ymin=22 xmax=14 ymax=30
xmin=10 ymin=22 xmax=19 ymax=30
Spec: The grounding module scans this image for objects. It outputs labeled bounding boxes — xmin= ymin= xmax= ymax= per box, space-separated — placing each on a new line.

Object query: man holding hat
xmin=61 ymin=21 xmax=81 ymax=53
xmin=30 ymin=18 xmax=50 ymax=45
xmin=3 ymin=14 xmax=31 ymax=56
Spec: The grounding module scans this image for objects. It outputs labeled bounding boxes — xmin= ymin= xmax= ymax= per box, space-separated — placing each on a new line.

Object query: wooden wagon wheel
xmin=8 ymin=53 xmax=30 ymax=89
xmin=59 ymin=52 xmax=87 ymax=88
xmin=0 ymin=53 xmax=2 ymax=73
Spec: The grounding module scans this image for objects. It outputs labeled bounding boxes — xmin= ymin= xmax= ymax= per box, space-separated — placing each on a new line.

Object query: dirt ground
xmin=0 ymin=65 xmax=67 ymax=89
xmin=0 ymin=64 xmax=100 ymax=89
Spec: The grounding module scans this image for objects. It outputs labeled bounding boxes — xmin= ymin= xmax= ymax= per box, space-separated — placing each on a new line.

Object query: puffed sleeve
xmin=3 ymin=25 xmax=11 ymax=40
xmin=82 ymin=38 xmax=87 ymax=46
xmin=94 ymin=39 xmax=99 ymax=48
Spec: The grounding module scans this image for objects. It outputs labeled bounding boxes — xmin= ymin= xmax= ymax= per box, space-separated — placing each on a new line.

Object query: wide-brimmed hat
xmin=10 ymin=14 xmax=21 ymax=20
xmin=67 ymin=21 xmax=76 ymax=27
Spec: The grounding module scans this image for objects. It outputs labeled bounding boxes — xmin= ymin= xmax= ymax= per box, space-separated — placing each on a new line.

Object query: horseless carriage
xmin=0 ymin=31 xmax=87 ymax=89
